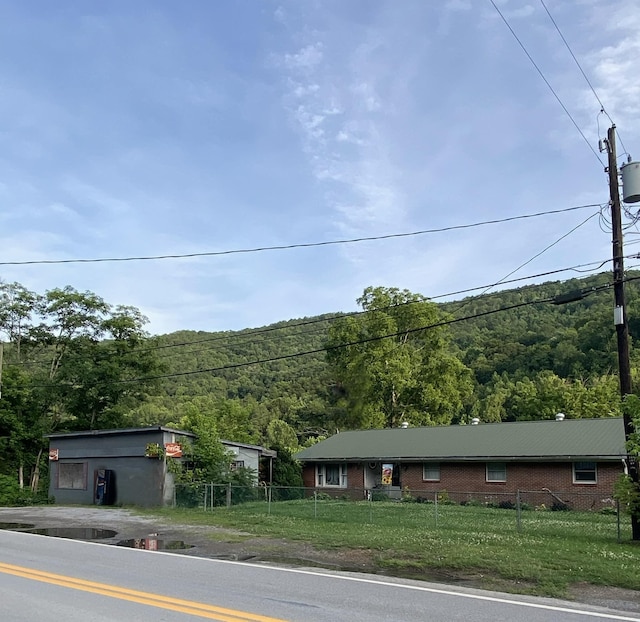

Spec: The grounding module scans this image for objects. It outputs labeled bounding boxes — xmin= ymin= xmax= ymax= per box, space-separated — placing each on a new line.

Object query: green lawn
xmin=144 ymin=499 xmax=640 ymax=598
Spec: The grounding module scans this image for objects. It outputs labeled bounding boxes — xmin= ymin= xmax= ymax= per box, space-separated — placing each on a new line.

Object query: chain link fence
xmin=173 ymin=483 xmax=630 ymax=541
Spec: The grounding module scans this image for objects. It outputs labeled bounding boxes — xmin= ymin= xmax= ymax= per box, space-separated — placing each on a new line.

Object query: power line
xmin=150 ymin=256 xmax=613 ymax=358
xmin=489 ymin=0 xmax=604 ymax=166
xmin=539 ymin=0 xmax=629 ymax=157
xmin=27 ymin=296 xmax=557 ymax=388
xmin=449 ymin=206 xmax=601 ymax=317
xmin=26 ymin=275 xmax=639 ymax=390
xmin=1 ymin=255 xmax=625 ymax=367
xmin=0 ymin=204 xmax=600 ymax=266
xmin=469 ymin=210 xmax=599 ymax=296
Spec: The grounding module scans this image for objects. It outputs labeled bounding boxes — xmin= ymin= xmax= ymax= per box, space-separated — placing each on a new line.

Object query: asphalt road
xmin=1 ymin=528 xmax=640 ymax=622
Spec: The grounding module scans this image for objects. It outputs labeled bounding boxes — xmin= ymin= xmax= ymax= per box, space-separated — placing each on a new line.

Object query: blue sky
xmin=1 ymin=0 xmax=639 ymax=335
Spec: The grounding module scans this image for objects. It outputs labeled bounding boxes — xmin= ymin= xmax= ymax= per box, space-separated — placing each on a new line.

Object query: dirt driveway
xmin=1 ymin=506 xmax=640 ymax=615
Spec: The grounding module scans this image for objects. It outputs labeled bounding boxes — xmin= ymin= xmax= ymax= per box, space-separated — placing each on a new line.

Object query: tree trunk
xmin=30 ymin=448 xmax=43 ymax=493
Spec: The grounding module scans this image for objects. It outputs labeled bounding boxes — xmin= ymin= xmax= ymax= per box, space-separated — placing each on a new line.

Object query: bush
xmin=461 ymin=498 xmax=484 ymax=507
xmin=175 ymin=483 xmax=202 ymax=508
xmin=371 ymin=491 xmax=389 ymax=502
xmin=401 ymin=487 xmax=416 ymax=503
xmin=437 ymin=490 xmax=452 ymax=504
xmin=0 ymin=474 xmax=50 ymax=506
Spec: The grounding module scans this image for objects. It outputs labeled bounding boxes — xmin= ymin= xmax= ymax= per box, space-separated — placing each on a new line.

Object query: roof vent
xmin=555 ymin=413 xmax=565 ymax=421
xmin=400 ymin=421 xmax=409 ymax=429
xmin=471 ymin=418 xmax=480 ymax=425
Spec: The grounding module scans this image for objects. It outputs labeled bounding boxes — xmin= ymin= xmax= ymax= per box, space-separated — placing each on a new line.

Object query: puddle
xmin=23 ymin=528 xmax=117 ymax=540
xmin=116 ymin=538 xmax=193 ymax=551
xmin=0 ymin=522 xmax=36 ymax=530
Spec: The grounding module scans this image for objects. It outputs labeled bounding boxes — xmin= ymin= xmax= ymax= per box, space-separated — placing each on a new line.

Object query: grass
xmin=141 ymin=498 xmax=640 ymax=598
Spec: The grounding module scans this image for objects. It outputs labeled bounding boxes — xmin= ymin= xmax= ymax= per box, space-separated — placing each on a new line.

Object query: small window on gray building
xmin=573 ymin=461 xmax=597 ymax=484
xmin=57 ymin=463 xmax=87 ymax=490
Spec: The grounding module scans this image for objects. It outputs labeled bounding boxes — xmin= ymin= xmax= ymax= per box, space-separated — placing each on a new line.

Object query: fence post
xmin=516 ymin=489 xmax=522 ymax=533
xmin=226 ymin=482 xmax=232 ymax=508
xmin=434 ymin=491 xmax=438 ymax=528
xmin=314 ymin=490 xmax=317 ymax=519
xmin=268 ymin=485 xmax=272 ymax=516
xmin=617 ymin=499 xmax=621 ymax=543
xmin=203 ymin=483 xmax=207 ymax=511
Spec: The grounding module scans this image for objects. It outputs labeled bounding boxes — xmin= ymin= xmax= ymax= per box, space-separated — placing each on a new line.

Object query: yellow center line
xmin=0 ymin=562 xmax=288 ymax=622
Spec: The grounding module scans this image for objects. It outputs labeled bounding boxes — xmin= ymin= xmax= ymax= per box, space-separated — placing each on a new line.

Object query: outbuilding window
xmin=316 ymin=463 xmax=347 ymax=488
xmin=57 ymin=462 xmax=87 ymax=490
xmin=486 ymin=462 xmax=506 ymax=482
xmin=422 ymin=463 xmax=441 ymax=481
xmin=573 ymin=461 xmax=597 ymax=484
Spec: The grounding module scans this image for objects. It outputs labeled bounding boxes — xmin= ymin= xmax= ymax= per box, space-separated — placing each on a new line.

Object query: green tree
xmin=266 ymin=419 xmax=299 ymax=452
xmin=0 ymin=282 xmax=163 ymax=491
xmin=614 ymin=394 xmax=640 ymax=540
xmin=174 ymin=400 xmax=229 ymax=482
xmin=325 ymin=287 xmax=473 ymax=429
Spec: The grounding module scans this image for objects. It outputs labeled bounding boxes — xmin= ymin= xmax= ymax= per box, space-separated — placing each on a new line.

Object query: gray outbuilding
xmin=46 ymin=426 xmax=196 ymax=507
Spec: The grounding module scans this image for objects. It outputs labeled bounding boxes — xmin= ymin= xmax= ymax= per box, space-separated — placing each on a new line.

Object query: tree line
xmin=2 ymin=272 xmax=640 ymax=503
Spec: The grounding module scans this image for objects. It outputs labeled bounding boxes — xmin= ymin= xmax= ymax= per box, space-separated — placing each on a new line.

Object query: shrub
xmin=401 ymin=487 xmax=416 ymax=503
xmin=0 ymin=474 xmax=50 ymax=506
xmin=437 ymin=490 xmax=451 ymax=504
xmin=371 ymin=491 xmax=389 ymax=502
xmin=461 ymin=498 xmax=484 ymax=507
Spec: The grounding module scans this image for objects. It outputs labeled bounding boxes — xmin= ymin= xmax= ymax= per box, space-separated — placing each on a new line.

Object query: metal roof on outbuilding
xmin=295 ymin=417 xmax=627 ymax=462
xmin=45 ymin=426 xmax=197 ymax=440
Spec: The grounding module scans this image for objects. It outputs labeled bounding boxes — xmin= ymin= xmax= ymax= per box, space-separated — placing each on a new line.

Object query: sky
xmin=1 ymin=0 xmax=639 ymax=336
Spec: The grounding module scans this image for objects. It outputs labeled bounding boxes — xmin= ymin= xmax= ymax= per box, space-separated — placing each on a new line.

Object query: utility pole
xmin=604 ymin=125 xmax=639 ymax=540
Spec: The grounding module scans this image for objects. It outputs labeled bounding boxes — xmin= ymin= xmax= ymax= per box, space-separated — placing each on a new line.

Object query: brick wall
xmin=400 ymin=461 xmax=621 ymax=510
xmin=302 ymin=460 xmax=622 ymax=509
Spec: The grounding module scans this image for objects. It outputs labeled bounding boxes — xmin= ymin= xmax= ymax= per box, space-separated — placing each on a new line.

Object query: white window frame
xmin=422 ymin=463 xmax=441 ymax=482
xmin=573 ymin=461 xmax=597 ymax=484
xmin=486 ymin=462 xmax=506 ymax=482
xmin=316 ymin=463 xmax=347 ymax=488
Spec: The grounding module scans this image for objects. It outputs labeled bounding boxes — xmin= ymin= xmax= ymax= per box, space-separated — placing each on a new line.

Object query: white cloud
xmin=284 ymin=43 xmax=324 ymax=70
xmin=2 ymin=1 xmax=636 ymax=334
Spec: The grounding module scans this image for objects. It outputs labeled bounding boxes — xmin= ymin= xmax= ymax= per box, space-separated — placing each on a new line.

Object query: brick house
xmin=295 ymin=417 xmax=627 ymax=510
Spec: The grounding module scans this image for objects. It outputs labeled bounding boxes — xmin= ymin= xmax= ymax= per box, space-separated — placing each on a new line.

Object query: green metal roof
xmin=295 ymin=418 xmax=627 ymax=462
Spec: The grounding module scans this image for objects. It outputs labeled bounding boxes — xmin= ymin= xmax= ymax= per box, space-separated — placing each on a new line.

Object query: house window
xmin=57 ymin=463 xmax=87 ymax=490
xmin=316 ymin=463 xmax=347 ymax=488
xmin=486 ymin=462 xmax=506 ymax=482
xmin=423 ymin=463 xmax=441 ymax=481
xmin=573 ymin=461 xmax=597 ymax=484
xmin=230 ymin=460 xmax=245 ymax=471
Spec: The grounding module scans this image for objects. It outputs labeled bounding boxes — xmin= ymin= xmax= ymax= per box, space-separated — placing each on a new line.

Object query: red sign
xmin=49 ymin=449 xmax=59 ymax=461
xmin=164 ymin=442 xmax=182 ymax=458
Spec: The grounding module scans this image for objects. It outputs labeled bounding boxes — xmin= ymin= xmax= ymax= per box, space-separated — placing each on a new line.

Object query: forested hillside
xmin=137 ymin=271 xmax=640 ymax=434
xmin=2 ymin=272 xmax=639 ymax=495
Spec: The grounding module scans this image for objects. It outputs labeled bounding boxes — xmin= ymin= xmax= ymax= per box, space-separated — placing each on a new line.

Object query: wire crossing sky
xmin=0 ymin=1 xmax=638 ymax=334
